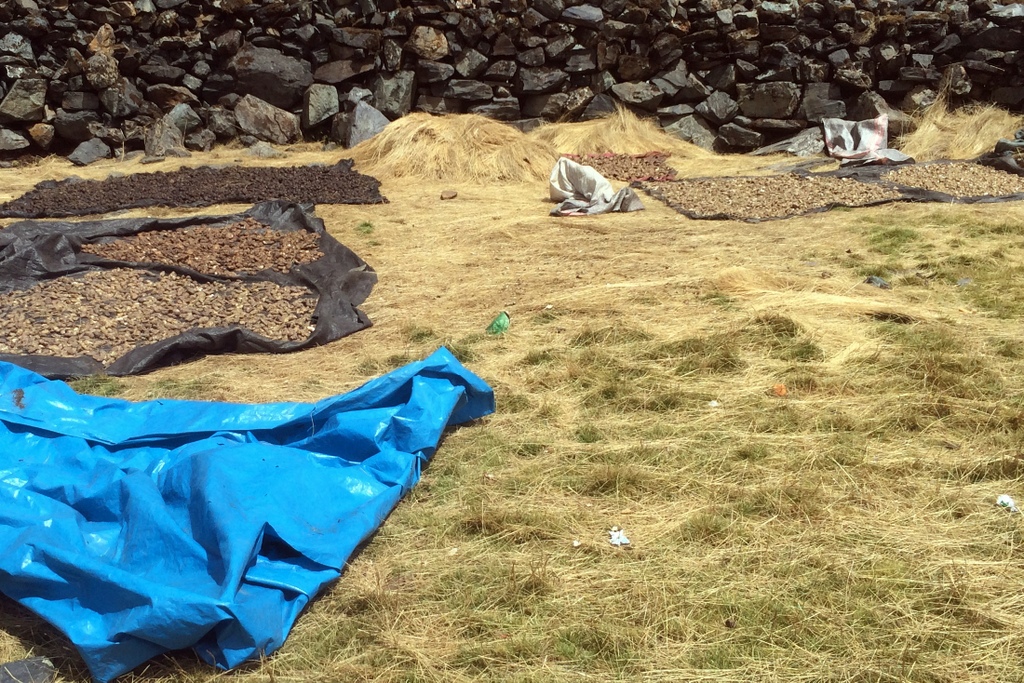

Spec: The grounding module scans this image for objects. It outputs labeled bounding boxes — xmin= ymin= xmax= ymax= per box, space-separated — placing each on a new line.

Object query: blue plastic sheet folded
xmin=0 ymin=348 xmax=494 ymax=682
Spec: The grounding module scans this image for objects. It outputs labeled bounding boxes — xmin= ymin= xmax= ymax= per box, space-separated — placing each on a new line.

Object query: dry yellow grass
xmin=898 ymin=98 xmax=1024 ymax=161
xmin=529 ymin=106 xmax=797 ymax=177
xmin=347 ymin=112 xmax=559 ymax=183
xmin=3 ymin=111 xmax=1024 ymax=682
xmin=529 ymin=106 xmax=712 ymax=158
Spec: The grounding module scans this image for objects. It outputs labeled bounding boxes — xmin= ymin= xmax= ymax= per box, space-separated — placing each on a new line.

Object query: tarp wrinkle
xmin=0 ymin=348 xmax=494 ymax=683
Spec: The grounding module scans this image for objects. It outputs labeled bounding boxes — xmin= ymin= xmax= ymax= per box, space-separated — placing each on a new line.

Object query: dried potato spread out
xmin=80 ymin=218 xmax=322 ymax=275
xmin=0 ymin=269 xmax=317 ymax=363
xmin=883 ymin=162 xmax=1024 ymax=197
xmin=643 ymin=174 xmax=902 ymax=220
xmin=562 ymin=153 xmax=677 ymax=182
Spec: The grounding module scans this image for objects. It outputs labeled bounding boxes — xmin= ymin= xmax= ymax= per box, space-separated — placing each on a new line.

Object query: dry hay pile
xmin=348 ymin=113 xmax=559 ymax=183
xmin=530 ymin=107 xmax=795 ymax=177
xmin=529 ymin=106 xmax=709 ymax=158
xmin=898 ymin=98 xmax=1024 ymax=161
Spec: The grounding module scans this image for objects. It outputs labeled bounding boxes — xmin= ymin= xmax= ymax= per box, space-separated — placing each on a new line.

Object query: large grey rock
xmin=100 ymin=78 xmax=145 ymax=117
xmin=610 ymin=82 xmax=663 ymax=111
xmin=579 ymin=93 xmax=617 ymax=121
xmin=456 ymin=49 xmax=489 ymax=78
xmin=523 ymin=93 xmax=569 ymax=118
xmin=759 ymin=0 xmax=798 ymax=19
xmin=138 ymin=64 xmax=186 ymax=85
xmin=848 ymin=91 xmax=913 ymax=137
xmin=0 ymin=79 xmax=46 ymax=123
xmin=943 ymin=64 xmax=972 ymax=96
xmin=562 ymin=5 xmax=603 ymax=28
xmin=0 ymin=128 xmax=30 ymax=151
xmin=799 ymin=83 xmax=846 ymax=123
xmin=345 ymin=88 xmax=374 ymax=105
xmin=751 ymin=128 xmax=825 ymax=157
xmin=303 ymin=84 xmax=340 ymax=128
xmin=993 ymin=86 xmax=1024 ymax=107
xmin=902 ymin=86 xmax=937 ymax=112
xmin=665 ymin=115 xmax=716 ymax=151
xmin=737 ymin=82 xmax=802 ymax=118
xmin=534 ymin=0 xmax=565 ymax=19
xmin=0 ymin=33 xmax=33 ymax=62
xmin=519 ymin=47 xmax=545 ymax=67
xmin=407 ymin=26 xmax=449 ymax=60
xmin=486 ymin=60 xmax=519 ymax=81
xmin=716 ymin=123 xmax=763 ymax=151
xmin=314 ymin=60 xmax=374 ymax=84
xmin=68 ymin=138 xmax=112 ymax=166
xmin=371 ymin=71 xmax=415 ymax=119
xmin=146 ymin=84 xmax=198 ymax=111
xmin=61 ymin=90 xmax=99 ymax=111
xmin=444 ymin=80 xmax=493 ymax=100
xmin=54 ymin=109 xmax=100 ymax=142
xmin=85 ymin=53 xmax=120 ymax=90
xmin=415 ymin=96 xmax=465 ymax=115
xmin=184 ymin=128 xmax=217 ymax=152
xmin=27 ymin=123 xmax=54 ymax=150
xmin=165 ymin=103 xmax=202 ymax=135
xmin=417 ymin=60 xmax=455 ymax=83
xmin=675 ymin=73 xmax=712 ymax=102
xmin=234 ymin=94 xmax=301 ymax=145
xmin=333 ymin=100 xmax=389 ymax=147
xmin=247 ymin=141 xmax=284 ymax=158
xmin=515 ymin=68 xmax=568 ymax=94
xmin=564 ymin=87 xmax=596 ymax=118
xmin=144 ymin=116 xmax=189 ymax=158
xmin=228 ymin=45 xmax=313 ymax=110
xmin=695 ymin=90 xmax=738 ymax=126
xmin=835 ymin=65 xmax=873 ymax=90
xmin=207 ymin=107 xmax=238 ymax=139
xmin=468 ymin=98 xmax=521 ymax=121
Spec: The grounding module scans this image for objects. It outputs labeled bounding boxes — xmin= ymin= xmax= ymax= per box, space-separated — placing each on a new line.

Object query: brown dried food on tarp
xmin=81 ymin=217 xmax=322 ymax=275
xmin=561 ymin=152 xmax=677 ymax=182
xmin=0 ymin=160 xmax=386 ymax=219
xmin=0 ymin=201 xmax=376 ymax=378
xmin=882 ymin=162 xmax=1024 ymax=198
xmin=639 ymin=174 xmax=902 ymax=221
xmin=0 ymin=269 xmax=317 ymax=364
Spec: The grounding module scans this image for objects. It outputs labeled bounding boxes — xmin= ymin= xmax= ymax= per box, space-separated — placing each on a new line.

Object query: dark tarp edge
xmin=0 ymin=201 xmax=376 ymax=378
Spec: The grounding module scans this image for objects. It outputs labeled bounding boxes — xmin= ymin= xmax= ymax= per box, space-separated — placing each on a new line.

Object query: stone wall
xmin=0 ymin=0 xmax=1022 ymax=162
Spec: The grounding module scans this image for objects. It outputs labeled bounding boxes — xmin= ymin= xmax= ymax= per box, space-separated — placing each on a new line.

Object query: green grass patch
xmin=69 ymin=375 xmax=127 ymax=397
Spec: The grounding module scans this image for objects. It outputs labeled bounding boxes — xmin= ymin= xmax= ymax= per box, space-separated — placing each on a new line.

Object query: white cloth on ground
xmin=821 ymin=114 xmax=913 ymax=167
xmin=548 ymin=157 xmax=645 ymax=216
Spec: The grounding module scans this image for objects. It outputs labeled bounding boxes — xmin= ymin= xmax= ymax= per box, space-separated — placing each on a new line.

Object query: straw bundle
xmin=528 ymin=106 xmax=713 ymax=158
xmin=898 ymin=99 xmax=1024 ymax=161
xmin=348 ymin=113 xmax=559 ymax=183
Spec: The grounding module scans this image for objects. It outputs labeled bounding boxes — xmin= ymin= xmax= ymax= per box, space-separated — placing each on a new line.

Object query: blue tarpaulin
xmin=0 ymin=348 xmax=494 ymax=682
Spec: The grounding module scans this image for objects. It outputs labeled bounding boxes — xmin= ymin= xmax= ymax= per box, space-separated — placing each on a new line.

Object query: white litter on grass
xmin=448 ymin=547 xmax=459 ymax=556
xmin=997 ymin=494 xmax=1020 ymax=513
xmin=572 ymin=539 xmax=581 ymax=548
xmin=609 ymin=526 xmax=630 ymax=546
xmin=709 ymin=400 xmax=720 ymax=408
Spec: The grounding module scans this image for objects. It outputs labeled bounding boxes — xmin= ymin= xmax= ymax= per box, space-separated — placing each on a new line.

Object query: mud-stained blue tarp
xmin=0 ymin=348 xmax=494 ymax=682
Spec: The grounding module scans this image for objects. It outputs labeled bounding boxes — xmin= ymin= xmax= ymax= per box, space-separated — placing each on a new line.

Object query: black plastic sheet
xmin=0 ymin=201 xmax=376 ymax=378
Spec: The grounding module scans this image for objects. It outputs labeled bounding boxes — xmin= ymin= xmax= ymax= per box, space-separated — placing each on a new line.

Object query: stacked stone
xmin=0 ymin=0 xmax=1022 ymax=163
